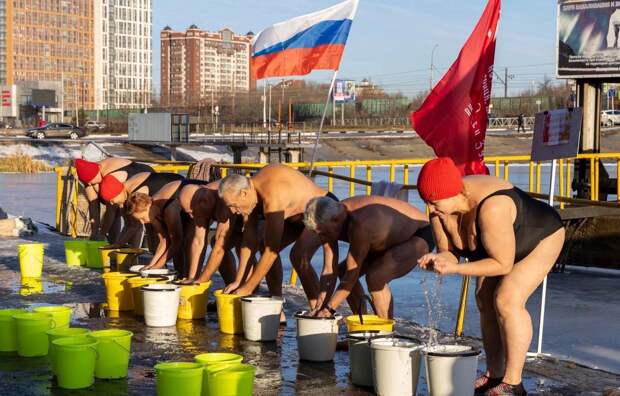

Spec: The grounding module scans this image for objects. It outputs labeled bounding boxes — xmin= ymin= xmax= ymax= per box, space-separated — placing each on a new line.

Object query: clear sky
xmin=152 ymin=0 xmax=559 ymax=97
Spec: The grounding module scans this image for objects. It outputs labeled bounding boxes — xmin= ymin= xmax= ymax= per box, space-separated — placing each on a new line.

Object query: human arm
xmin=418 ymin=211 xmax=459 ymax=270
xmin=233 ymin=209 xmax=282 ymax=296
xmin=85 ymin=185 xmax=102 ymax=239
xmin=311 ymin=241 xmax=339 ymax=314
xmin=228 ymin=214 xmax=260 ymax=294
xmin=142 ymin=218 xmax=170 ymax=269
xmin=195 ymin=218 xmax=232 ymax=284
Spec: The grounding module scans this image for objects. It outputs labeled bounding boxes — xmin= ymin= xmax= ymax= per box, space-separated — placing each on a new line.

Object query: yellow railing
xmin=56 ymin=153 xmax=620 ymax=336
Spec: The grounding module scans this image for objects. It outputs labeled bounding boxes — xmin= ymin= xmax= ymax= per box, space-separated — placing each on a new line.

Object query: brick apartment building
xmin=160 ymin=25 xmax=255 ymax=107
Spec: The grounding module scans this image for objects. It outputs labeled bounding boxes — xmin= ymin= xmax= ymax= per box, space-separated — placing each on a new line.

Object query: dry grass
xmin=0 ymin=152 xmax=52 ymax=173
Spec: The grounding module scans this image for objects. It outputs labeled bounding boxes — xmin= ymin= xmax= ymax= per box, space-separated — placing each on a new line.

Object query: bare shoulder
xmin=477 ymin=194 xmax=516 ymax=225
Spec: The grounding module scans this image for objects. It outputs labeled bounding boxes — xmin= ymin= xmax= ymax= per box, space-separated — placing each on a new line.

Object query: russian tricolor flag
xmin=251 ymin=0 xmax=359 ymax=80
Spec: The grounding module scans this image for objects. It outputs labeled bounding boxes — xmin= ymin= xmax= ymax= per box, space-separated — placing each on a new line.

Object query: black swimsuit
xmin=110 ymin=161 xmax=154 ymax=178
xmin=133 ymin=173 xmax=185 ymax=196
xmin=452 ymin=187 xmax=563 ymax=262
xmin=162 ymin=179 xmax=209 ymax=212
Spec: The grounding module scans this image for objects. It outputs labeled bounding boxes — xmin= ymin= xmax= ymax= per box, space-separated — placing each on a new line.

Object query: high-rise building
xmin=95 ymin=0 xmax=152 ymax=110
xmin=160 ymin=25 xmax=254 ymax=107
xmin=0 ymin=0 xmax=151 ymax=114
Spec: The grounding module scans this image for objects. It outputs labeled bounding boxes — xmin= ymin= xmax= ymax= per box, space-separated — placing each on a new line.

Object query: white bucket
xmin=423 ymin=344 xmax=480 ymax=396
xmin=295 ymin=311 xmax=341 ymax=362
xmin=240 ymin=296 xmax=284 ymax=342
xmin=348 ymin=331 xmax=393 ymax=388
xmin=140 ymin=268 xmax=177 ymax=282
xmin=141 ymin=284 xmax=181 ymax=327
xmin=371 ymin=337 xmax=422 ymax=396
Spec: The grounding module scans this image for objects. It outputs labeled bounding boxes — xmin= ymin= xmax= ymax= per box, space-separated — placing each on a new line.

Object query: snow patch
xmin=0 ymin=144 xmax=82 ymax=166
xmin=176 ymin=145 xmax=233 ymax=162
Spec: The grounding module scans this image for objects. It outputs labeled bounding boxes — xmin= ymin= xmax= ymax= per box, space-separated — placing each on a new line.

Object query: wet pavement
xmin=1 ymin=230 xmax=620 ymax=395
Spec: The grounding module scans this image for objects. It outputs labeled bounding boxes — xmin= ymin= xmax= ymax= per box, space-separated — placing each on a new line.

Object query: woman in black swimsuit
xmin=416 ymin=158 xmax=565 ymax=396
xmin=125 ymin=179 xmax=208 ymax=277
xmin=75 ymin=158 xmax=154 ymax=241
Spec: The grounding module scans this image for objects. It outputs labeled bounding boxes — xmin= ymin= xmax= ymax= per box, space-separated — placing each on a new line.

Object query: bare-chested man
xmin=303 ymin=195 xmax=434 ymax=319
xmin=217 ymin=164 xmax=338 ymax=307
xmin=176 ymin=183 xmax=239 ymax=285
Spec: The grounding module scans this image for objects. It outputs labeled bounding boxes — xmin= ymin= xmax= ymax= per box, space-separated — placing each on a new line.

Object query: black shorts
xmin=325 ymin=191 xmax=339 ymax=201
xmin=414 ymin=225 xmax=435 ymax=252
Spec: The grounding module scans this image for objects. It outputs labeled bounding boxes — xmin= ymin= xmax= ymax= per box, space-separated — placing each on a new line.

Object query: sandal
xmin=484 ymin=382 xmax=527 ymax=396
xmin=474 ymin=375 xmax=503 ymax=395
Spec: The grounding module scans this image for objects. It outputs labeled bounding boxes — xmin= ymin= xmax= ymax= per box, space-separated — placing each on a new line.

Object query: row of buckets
xmin=0 ymin=305 xmax=133 ymax=389
xmin=156 ymin=353 xmax=255 ymax=396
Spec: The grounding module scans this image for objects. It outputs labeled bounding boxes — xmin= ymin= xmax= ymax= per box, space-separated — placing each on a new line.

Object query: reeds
xmin=0 ymin=152 xmax=52 ymax=173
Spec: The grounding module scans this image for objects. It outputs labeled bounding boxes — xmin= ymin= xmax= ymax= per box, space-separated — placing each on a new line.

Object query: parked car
xmin=84 ymin=120 xmax=106 ymax=130
xmin=27 ymin=123 xmax=86 ymax=140
xmin=601 ymin=110 xmax=620 ymax=127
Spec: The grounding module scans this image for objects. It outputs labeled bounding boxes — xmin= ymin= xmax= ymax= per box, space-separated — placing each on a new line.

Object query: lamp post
xmin=430 ymin=44 xmax=439 ymax=91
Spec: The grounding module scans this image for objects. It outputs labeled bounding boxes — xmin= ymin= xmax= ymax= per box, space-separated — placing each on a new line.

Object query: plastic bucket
xmin=240 ymin=296 xmax=284 ymax=342
xmin=128 ymin=276 xmax=168 ymax=316
xmin=86 ymin=241 xmax=108 ymax=268
xmin=112 ymin=248 xmax=146 ymax=271
xmin=102 ymin=272 xmax=136 ymax=311
xmin=204 ymin=363 xmax=255 ymax=396
xmin=90 ymin=329 xmax=133 ymax=379
xmin=47 ymin=327 xmax=91 ymax=375
xmin=33 ymin=305 xmax=73 ymax=328
xmin=140 ymin=268 xmax=178 ymax=281
xmin=295 ymin=311 xmax=341 ymax=362
xmin=99 ymin=245 xmax=116 ymax=269
xmin=53 ymin=336 xmax=99 ymax=389
xmin=423 ymin=345 xmax=481 ymax=396
xmin=0 ymin=308 xmax=27 ymax=352
xmin=20 ymin=277 xmax=43 ymax=296
xmin=347 ymin=330 xmax=394 ymax=388
xmin=177 ymin=281 xmax=212 ymax=320
xmin=371 ymin=336 xmax=422 ymax=396
xmin=214 ymin=290 xmax=243 ymax=335
xmin=345 ymin=314 xmax=395 ymax=333
xmin=17 ymin=243 xmax=44 ymax=277
xmin=13 ymin=312 xmax=55 ymax=357
xmin=194 ymin=352 xmax=243 ymax=366
xmin=142 ymin=284 xmax=181 ymax=327
xmin=64 ymin=240 xmax=89 ymax=267
xmin=155 ymin=362 xmax=203 ymax=396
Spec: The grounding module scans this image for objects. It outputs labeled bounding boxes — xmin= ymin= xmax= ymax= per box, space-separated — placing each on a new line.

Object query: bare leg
xmin=364 ymin=235 xmax=429 ymax=319
xmin=265 ymin=255 xmax=283 ymax=297
xmin=476 ymin=276 xmax=504 ymax=378
xmin=495 ymin=228 xmax=565 ymax=385
xmin=337 ymin=260 xmax=366 ymax=314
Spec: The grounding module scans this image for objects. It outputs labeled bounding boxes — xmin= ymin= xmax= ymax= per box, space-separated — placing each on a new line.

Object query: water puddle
xmin=17 ymin=277 xmax=71 ymax=296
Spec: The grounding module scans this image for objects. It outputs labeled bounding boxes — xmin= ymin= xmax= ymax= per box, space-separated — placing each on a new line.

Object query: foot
xmin=475 ymin=375 xmax=503 ymax=395
xmin=484 ymin=382 xmax=527 ymax=396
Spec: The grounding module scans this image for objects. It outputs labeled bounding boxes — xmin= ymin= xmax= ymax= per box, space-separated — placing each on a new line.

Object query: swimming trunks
xmin=414 ymin=224 xmax=436 ymax=252
xmin=110 ymin=161 xmax=154 ymax=178
xmin=452 ymin=187 xmax=563 ymax=262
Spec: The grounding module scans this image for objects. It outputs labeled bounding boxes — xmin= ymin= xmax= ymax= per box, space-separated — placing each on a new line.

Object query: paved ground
xmin=0 ymin=229 xmax=619 ymax=395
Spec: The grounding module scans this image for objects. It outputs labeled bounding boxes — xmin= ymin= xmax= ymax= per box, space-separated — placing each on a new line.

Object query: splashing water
xmin=420 ymin=272 xmax=446 ymax=347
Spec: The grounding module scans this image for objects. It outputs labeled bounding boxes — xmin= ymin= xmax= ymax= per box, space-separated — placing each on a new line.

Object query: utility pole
xmin=494 ymin=67 xmax=514 ymax=98
xmin=430 ymin=44 xmax=439 ymax=91
xmin=268 ymin=84 xmax=272 ymax=132
xmin=262 ymin=84 xmax=267 ymax=129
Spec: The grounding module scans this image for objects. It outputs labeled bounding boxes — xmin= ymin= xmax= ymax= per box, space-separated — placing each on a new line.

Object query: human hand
xmin=179 ymin=278 xmax=196 ymax=285
xmin=223 ymin=281 xmax=240 ymax=294
xmin=232 ymin=285 xmax=252 ymax=296
xmin=418 ymin=253 xmax=438 ymax=271
xmin=315 ymin=308 xmax=333 ymax=318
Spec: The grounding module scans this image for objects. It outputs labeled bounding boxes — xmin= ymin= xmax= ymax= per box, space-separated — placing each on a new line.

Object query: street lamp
xmin=430 ymin=44 xmax=439 ymax=91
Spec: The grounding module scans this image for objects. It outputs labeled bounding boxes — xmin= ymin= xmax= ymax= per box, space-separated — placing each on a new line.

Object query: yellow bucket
xmin=177 ymin=281 xmax=212 ymax=320
xmin=102 ymin=272 xmax=136 ymax=311
xmin=214 ymin=289 xmax=243 ymax=335
xmin=17 ymin=243 xmax=44 ymax=278
xmin=98 ymin=246 xmax=116 ymax=270
xmin=127 ymin=276 xmax=168 ymax=316
xmin=20 ymin=277 xmax=43 ymax=296
xmin=345 ymin=315 xmax=395 ymax=333
xmin=111 ymin=248 xmax=146 ymax=271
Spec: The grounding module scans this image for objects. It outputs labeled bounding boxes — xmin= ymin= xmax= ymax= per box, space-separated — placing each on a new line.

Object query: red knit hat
xmin=417 ymin=157 xmax=464 ymax=202
xmin=99 ymin=174 xmax=125 ymax=202
xmin=75 ymin=159 xmax=100 ymax=183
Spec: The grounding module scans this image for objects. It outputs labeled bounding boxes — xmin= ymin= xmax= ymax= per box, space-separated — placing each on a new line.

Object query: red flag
xmin=410 ymin=0 xmax=501 ymax=175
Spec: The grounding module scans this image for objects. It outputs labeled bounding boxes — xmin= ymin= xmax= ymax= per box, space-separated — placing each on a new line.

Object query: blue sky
xmin=152 ymin=0 xmax=559 ymax=97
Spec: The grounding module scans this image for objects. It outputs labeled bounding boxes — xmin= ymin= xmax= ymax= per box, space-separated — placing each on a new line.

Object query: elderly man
xmin=217 ymin=164 xmax=338 ymax=308
xmin=303 ymin=195 xmax=434 ymax=319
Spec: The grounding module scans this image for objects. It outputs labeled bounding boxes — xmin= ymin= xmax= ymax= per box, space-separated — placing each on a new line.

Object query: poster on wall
xmin=531 ymin=108 xmax=582 ymax=161
xmin=557 ymin=0 xmax=620 ymax=78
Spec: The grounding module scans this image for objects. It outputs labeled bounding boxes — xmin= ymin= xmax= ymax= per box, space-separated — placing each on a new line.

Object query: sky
xmin=152 ymin=0 xmax=559 ymax=97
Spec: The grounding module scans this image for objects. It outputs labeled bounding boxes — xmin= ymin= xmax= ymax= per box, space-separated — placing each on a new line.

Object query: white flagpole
xmin=309 ymin=71 xmax=338 ymax=176
xmin=536 ymin=158 xmax=557 ymax=355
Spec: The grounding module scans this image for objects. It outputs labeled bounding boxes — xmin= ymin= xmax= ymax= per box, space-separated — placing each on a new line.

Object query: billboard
xmin=557 ymin=0 xmax=620 ymax=78
xmin=0 ymin=85 xmax=17 ymax=118
xmin=333 ymin=80 xmax=356 ymax=103
xmin=31 ymin=89 xmax=57 ymax=107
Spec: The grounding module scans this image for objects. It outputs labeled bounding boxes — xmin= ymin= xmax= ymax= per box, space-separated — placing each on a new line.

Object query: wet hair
xmin=303 ymin=197 xmax=345 ymax=231
xmin=218 ymin=174 xmax=251 ymax=198
xmin=126 ymin=192 xmax=152 ymax=215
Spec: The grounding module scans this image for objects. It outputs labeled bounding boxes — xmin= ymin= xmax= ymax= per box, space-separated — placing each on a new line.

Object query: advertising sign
xmin=0 ymin=85 xmax=17 ymax=118
xmin=531 ymin=108 xmax=582 ymax=161
xmin=333 ymin=80 xmax=356 ymax=103
xmin=557 ymin=0 xmax=620 ymax=78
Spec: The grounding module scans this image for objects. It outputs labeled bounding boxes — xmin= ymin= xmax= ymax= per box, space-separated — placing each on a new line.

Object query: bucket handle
xmin=357 ymin=294 xmax=378 ymax=325
xmin=49 ymin=318 xmax=57 ymax=329
xmin=113 ymin=338 xmax=131 ymax=354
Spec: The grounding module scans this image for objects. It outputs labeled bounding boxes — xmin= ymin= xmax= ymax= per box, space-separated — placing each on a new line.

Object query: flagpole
xmin=309 ymin=71 xmax=338 ymax=176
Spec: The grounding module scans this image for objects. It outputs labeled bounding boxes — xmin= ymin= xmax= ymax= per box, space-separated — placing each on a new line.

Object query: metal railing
xmin=55 ymin=153 xmax=620 ymax=337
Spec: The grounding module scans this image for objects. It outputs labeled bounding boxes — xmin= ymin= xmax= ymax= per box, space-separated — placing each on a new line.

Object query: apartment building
xmin=160 ymin=25 xmax=253 ymax=107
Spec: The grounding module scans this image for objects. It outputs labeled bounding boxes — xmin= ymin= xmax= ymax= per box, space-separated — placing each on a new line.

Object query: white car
xmin=601 ymin=110 xmax=620 ymax=127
